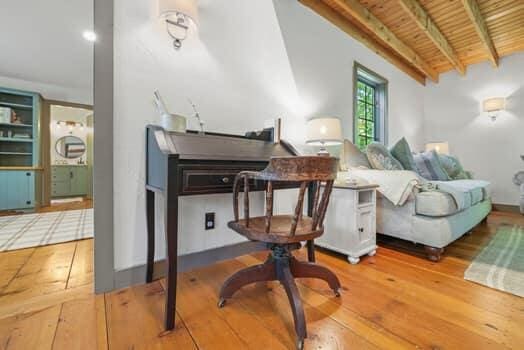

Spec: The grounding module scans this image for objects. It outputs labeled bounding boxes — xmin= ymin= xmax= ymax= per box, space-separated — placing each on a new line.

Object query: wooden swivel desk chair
xmin=218 ymin=156 xmax=341 ymax=350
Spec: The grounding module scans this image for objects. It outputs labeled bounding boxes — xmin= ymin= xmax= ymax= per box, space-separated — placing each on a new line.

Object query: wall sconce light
xmin=159 ymin=0 xmax=198 ymax=50
xmin=56 ymin=121 xmax=84 ymax=129
xmin=483 ymin=97 xmax=505 ymax=122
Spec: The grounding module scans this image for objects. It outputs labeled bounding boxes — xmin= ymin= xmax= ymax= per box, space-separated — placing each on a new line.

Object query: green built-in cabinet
xmin=0 ymin=171 xmax=35 ymax=210
xmin=51 ymin=165 xmax=88 ymax=197
xmin=0 ymin=87 xmax=41 ymax=211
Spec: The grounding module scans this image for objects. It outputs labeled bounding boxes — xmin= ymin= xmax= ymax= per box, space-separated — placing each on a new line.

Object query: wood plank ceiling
xmin=299 ymin=0 xmax=524 ymax=84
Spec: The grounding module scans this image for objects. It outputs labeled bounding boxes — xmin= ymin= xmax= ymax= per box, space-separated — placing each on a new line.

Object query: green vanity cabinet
xmin=0 ymin=170 xmax=35 ymax=210
xmin=51 ymin=165 xmax=88 ymax=197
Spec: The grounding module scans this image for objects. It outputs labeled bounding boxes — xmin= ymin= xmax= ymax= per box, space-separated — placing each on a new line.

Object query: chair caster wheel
xmin=334 ymin=288 xmax=341 ymax=297
xmin=296 ymin=339 xmax=304 ymax=350
xmin=217 ymin=298 xmax=226 ymax=308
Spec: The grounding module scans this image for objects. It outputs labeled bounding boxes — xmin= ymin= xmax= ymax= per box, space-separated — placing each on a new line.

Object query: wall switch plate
xmin=205 ymin=212 xmax=215 ymax=230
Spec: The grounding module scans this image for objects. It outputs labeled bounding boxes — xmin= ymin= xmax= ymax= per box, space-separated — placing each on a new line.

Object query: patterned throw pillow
xmin=390 ymin=137 xmax=417 ymax=171
xmin=438 ymin=154 xmax=469 ymax=180
xmin=341 ymin=140 xmax=371 ymax=169
xmin=413 ymin=150 xmax=450 ymax=181
xmin=366 ymin=142 xmax=404 ymax=170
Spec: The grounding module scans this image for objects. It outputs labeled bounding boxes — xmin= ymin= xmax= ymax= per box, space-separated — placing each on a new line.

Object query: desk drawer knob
xmin=222 ymin=177 xmax=230 ymax=184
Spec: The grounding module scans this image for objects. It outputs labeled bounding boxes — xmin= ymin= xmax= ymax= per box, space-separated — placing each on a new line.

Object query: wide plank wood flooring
xmin=0 ymin=211 xmax=523 ymax=349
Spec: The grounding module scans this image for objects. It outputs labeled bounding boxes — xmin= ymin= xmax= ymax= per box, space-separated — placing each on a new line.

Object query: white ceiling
xmin=0 ymin=0 xmax=93 ymax=89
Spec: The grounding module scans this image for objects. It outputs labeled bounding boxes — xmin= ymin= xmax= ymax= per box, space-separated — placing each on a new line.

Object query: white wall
xmin=113 ymin=0 xmax=430 ymax=271
xmin=0 ymin=75 xmax=92 ymax=105
xmin=113 ymin=0 xmax=305 ymax=271
xmin=273 ymin=0 xmax=426 ymax=150
xmin=424 ymin=52 xmax=524 ymax=206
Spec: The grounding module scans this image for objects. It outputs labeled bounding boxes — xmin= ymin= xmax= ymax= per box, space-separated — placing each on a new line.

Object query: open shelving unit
xmin=0 ymin=87 xmax=41 ymax=211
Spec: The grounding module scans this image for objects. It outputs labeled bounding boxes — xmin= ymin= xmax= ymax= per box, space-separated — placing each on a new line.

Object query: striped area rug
xmin=464 ymin=224 xmax=524 ymax=297
xmin=0 ymin=209 xmax=93 ymax=252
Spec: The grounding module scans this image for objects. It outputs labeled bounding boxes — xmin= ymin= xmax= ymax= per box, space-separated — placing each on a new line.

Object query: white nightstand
xmin=316 ymin=182 xmax=379 ymax=264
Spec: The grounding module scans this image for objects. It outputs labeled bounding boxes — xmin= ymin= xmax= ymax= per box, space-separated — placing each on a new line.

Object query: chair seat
xmin=228 ymin=215 xmax=324 ymax=244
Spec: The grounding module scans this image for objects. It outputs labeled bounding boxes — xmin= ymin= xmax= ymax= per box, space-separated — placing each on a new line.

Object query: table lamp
xmin=425 ymin=141 xmax=449 ymax=155
xmin=306 ymin=117 xmax=342 ymax=155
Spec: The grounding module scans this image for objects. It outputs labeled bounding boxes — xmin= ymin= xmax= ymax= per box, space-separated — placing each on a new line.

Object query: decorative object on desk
xmin=264 ymin=118 xmax=282 ymax=143
xmin=158 ymin=0 xmax=198 ymax=50
xmin=153 ymin=90 xmax=187 ymax=132
xmin=306 ymin=117 xmax=342 ymax=155
xmin=483 ymin=97 xmax=505 ymax=122
xmin=425 ymin=141 xmax=450 ymax=155
xmin=0 ymin=107 xmax=12 ymax=124
xmin=188 ymin=98 xmax=204 ymax=134
xmin=55 ymin=136 xmax=86 ymax=159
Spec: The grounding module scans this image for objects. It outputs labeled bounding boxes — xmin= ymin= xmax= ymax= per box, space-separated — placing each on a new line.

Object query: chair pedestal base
xmin=218 ymin=246 xmax=341 ymax=350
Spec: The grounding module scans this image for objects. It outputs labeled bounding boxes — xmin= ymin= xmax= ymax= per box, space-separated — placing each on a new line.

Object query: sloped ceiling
xmin=0 ymin=0 xmax=93 ymax=91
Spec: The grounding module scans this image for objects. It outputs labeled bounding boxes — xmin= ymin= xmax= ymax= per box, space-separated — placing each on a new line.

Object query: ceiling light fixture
xmin=83 ymin=30 xmax=97 ymax=42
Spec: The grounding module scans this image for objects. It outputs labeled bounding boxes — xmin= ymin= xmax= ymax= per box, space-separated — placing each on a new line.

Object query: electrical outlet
xmin=205 ymin=212 xmax=215 ymax=230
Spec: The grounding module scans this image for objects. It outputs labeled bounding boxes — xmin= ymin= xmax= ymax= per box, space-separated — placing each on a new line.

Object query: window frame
xmin=352 ymin=62 xmax=388 ymax=149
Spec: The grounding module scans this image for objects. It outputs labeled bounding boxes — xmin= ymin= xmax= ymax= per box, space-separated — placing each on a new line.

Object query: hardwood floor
xmin=0 ymin=211 xmax=522 ymax=349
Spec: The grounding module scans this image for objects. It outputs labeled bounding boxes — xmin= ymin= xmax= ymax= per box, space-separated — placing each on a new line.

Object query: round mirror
xmin=55 ymin=136 xmax=86 ymax=159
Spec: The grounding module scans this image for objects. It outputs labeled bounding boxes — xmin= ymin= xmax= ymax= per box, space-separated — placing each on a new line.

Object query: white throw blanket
xmin=338 ymin=169 xmax=421 ymax=206
xmin=430 ymin=179 xmax=490 ymax=211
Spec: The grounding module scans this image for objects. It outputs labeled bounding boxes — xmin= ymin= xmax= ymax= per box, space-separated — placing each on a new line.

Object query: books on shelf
xmin=0 ymin=107 xmax=12 ymax=123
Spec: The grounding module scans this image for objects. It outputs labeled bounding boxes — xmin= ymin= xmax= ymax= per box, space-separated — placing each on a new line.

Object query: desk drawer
xmin=181 ymin=168 xmax=262 ymax=194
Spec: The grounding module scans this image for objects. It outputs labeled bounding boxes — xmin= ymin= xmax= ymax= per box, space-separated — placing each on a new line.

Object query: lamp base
xmin=317 ymin=147 xmax=330 ymax=156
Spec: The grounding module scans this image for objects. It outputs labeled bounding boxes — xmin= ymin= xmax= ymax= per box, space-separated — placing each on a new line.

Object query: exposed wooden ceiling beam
xmin=462 ymin=0 xmax=499 ymax=67
xmin=330 ymin=0 xmax=439 ymax=82
xmin=299 ymin=0 xmax=426 ymax=85
xmin=398 ymin=0 xmax=466 ymax=75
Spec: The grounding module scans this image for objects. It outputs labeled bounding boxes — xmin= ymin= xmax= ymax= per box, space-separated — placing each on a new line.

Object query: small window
xmin=353 ymin=63 xmax=388 ymax=150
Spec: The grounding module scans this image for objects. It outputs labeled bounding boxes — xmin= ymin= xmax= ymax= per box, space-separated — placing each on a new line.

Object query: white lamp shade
xmin=159 ymin=0 xmax=199 ymax=25
xmin=483 ymin=97 xmax=505 ymax=112
xmin=425 ymin=142 xmax=449 ymax=155
xmin=306 ymin=117 xmax=342 ymax=146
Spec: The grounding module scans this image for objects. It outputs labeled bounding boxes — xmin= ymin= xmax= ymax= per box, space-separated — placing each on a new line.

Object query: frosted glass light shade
xmin=306 ymin=117 xmax=342 ymax=146
xmin=483 ymin=97 xmax=505 ymax=112
xmin=425 ymin=142 xmax=449 ymax=155
xmin=159 ymin=0 xmax=198 ymax=25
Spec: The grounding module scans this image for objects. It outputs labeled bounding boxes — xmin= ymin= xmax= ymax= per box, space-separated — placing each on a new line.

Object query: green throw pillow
xmin=390 ymin=137 xmax=417 ymax=171
xmin=366 ymin=142 xmax=404 ymax=170
xmin=438 ymin=154 xmax=469 ymax=180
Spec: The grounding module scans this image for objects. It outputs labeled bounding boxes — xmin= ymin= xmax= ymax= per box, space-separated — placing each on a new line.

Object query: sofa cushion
xmin=438 ymin=154 xmax=469 ymax=180
xmin=341 ymin=139 xmax=371 ymax=169
xmin=366 ymin=142 xmax=404 ymax=170
xmin=415 ymin=191 xmax=458 ymax=217
xmin=413 ymin=150 xmax=450 ymax=181
xmin=390 ymin=137 xmax=417 ymax=171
